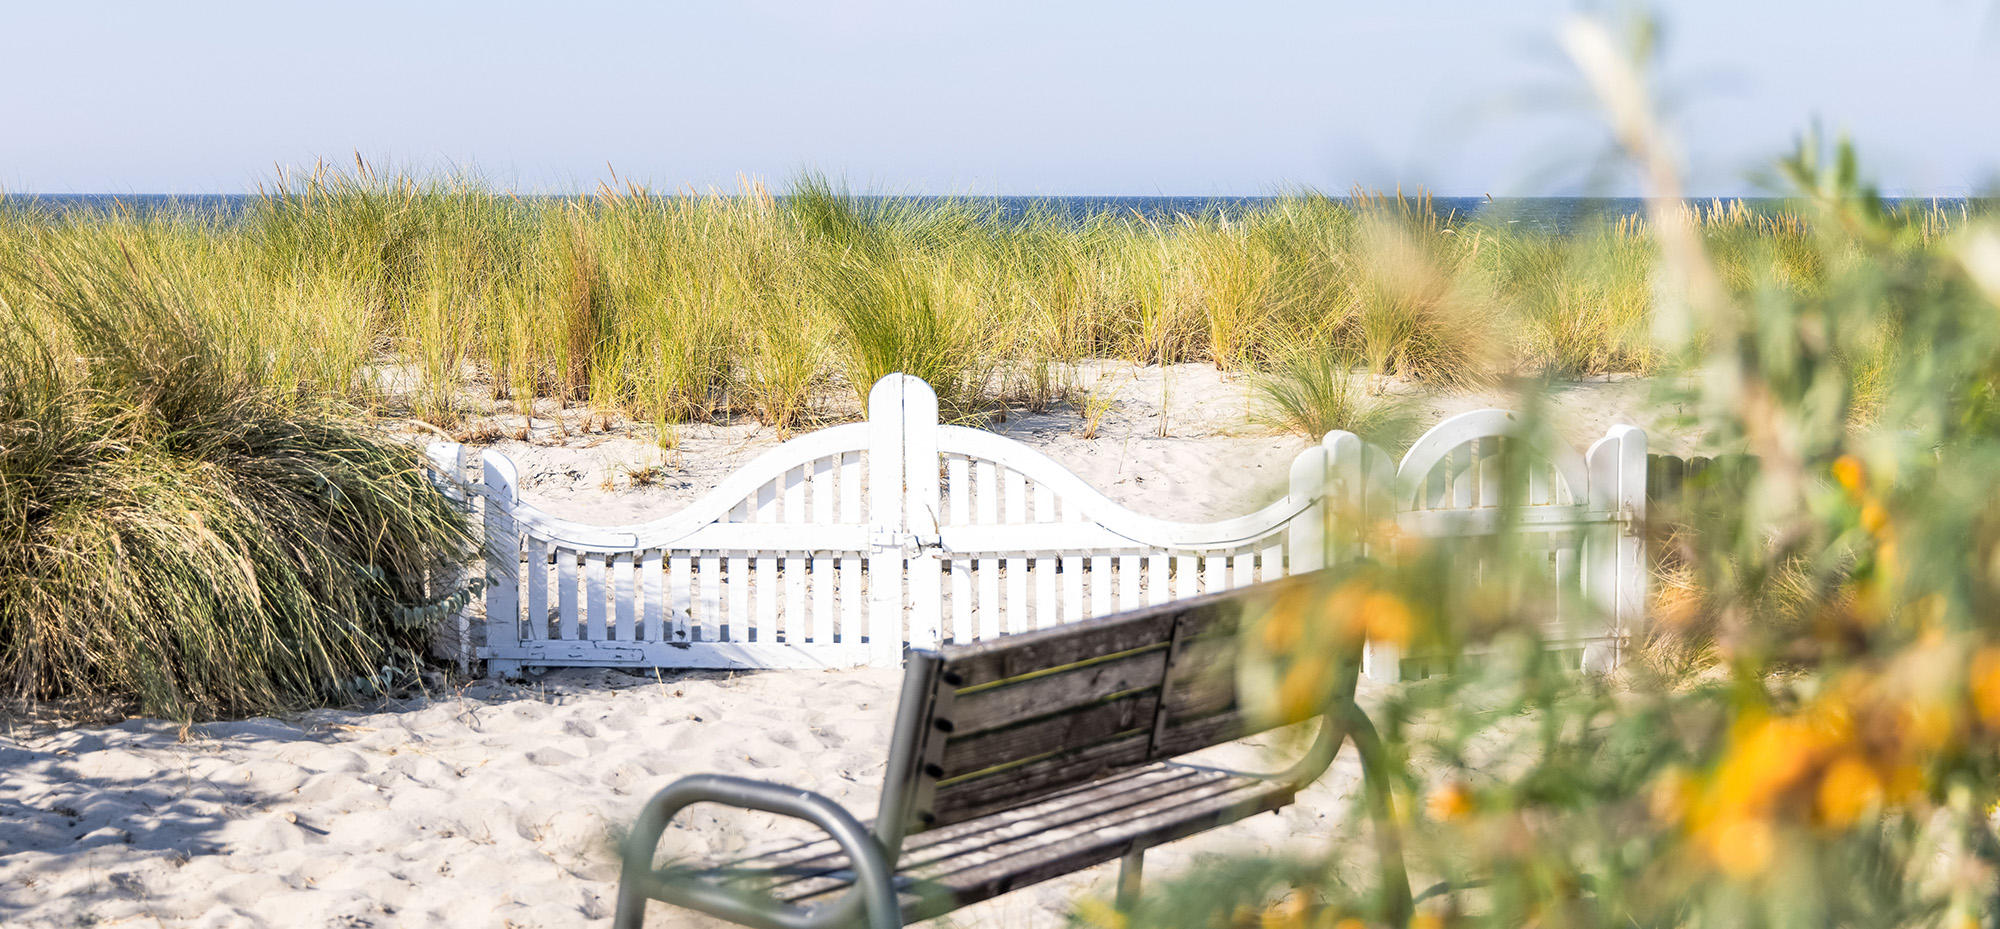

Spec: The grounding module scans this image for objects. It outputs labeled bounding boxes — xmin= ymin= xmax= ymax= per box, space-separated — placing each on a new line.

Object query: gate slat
xmin=1033 ymin=484 xmax=1057 ymax=629
xmin=756 ymin=482 xmax=779 ymax=642
xmin=557 ymin=549 xmax=579 ymax=640
xmin=975 ymin=460 xmax=1000 ymax=641
xmin=1174 ymin=553 xmax=1197 ymax=599
xmin=948 ymin=457 xmax=972 ymax=643
xmin=525 ymin=536 xmax=548 ymax=640
xmin=1061 ymin=552 xmax=1083 ymax=625
xmin=784 ymin=467 xmax=807 ymax=643
xmin=585 ymin=552 xmax=608 ymax=641
xmin=699 ymin=550 xmax=721 ymax=641
xmin=811 ymin=457 xmax=835 ymax=644
xmin=669 ymin=552 xmax=691 ymax=642
xmin=840 ymin=451 xmax=862 ymax=643
xmin=1004 ymin=469 xmax=1028 ymax=634
xmin=1088 ymin=554 xmax=1112 ymax=617
xmin=614 ymin=553 xmax=635 ymax=641
xmin=642 ymin=550 xmax=663 ymax=642
xmin=1118 ymin=554 xmax=1141 ymax=611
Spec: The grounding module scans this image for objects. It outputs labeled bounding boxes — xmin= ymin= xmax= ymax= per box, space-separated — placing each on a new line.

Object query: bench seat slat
xmin=694 ymin=761 xmax=1294 ymax=922
xmin=719 ymin=765 xmax=1203 ymax=897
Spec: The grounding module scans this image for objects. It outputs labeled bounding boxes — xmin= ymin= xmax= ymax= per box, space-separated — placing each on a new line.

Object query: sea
xmin=5 ymin=194 xmax=1989 ymax=236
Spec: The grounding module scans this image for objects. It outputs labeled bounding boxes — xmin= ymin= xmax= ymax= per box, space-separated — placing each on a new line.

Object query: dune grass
xmin=0 ymin=220 xmax=476 ymax=720
xmin=0 ymin=169 xmax=1978 ymax=440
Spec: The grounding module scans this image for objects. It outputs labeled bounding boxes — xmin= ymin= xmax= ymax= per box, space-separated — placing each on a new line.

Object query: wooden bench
xmin=613 ymin=570 xmax=1410 ymax=929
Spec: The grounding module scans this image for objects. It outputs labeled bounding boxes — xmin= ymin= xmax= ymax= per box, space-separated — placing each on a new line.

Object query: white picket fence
xmin=428 ymin=374 xmax=1647 ymax=682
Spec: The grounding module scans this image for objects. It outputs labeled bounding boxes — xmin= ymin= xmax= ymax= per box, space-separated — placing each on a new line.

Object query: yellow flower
xmin=1408 ymin=912 xmax=1446 ymax=929
xmin=1703 ymin=813 xmax=1775 ymax=878
xmin=1425 ymin=781 xmax=1476 ymax=821
xmin=1970 ymin=647 xmax=2000 ymax=729
xmin=1358 ymin=591 xmax=1414 ymax=647
xmin=1859 ymin=500 xmax=1891 ymax=537
xmin=1074 ymin=898 xmax=1127 ymax=929
xmin=1277 ymin=653 xmax=1331 ymax=721
xmin=1260 ymin=892 xmax=1310 ymax=929
xmin=1260 ymin=592 xmax=1307 ymax=654
xmin=1832 ymin=455 xmax=1866 ymax=496
xmin=1815 ymin=754 xmax=1884 ymax=828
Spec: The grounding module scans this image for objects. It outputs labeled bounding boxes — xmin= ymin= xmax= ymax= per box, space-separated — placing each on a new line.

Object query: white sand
xmin=0 ymin=364 xmax=1703 ymax=927
xmin=0 ymin=669 xmax=1384 ymax=928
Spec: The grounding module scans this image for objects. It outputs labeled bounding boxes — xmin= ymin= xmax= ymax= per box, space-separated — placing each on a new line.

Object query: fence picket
xmin=642 ymin=550 xmax=663 ymax=641
xmin=1004 ymin=469 xmax=1028 ymax=634
xmin=669 ymin=552 xmax=691 ymax=642
xmin=525 ymin=536 xmax=549 ymax=640
xmin=586 ymin=552 xmax=608 ymax=640
xmin=557 ymin=549 xmax=579 ymax=641
xmin=461 ymin=378 xmax=1647 ymax=680
xmin=1033 ymin=484 xmax=1057 ymax=629
xmin=614 ymin=554 xmax=635 ymax=641
xmin=975 ymin=460 xmax=1000 ymax=640
xmin=811 ymin=457 xmax=835 ymax=644
xmin=840 ymin=451 xmax=862 ymax=643
xmin=947 ymin=457 xmax=972 ymax=642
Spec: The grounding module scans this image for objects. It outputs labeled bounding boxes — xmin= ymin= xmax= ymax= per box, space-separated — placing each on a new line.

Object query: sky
xmin=2 ymin=1 xmax=1995 ymax=197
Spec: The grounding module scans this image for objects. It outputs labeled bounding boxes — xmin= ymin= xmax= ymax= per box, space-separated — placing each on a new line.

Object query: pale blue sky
xmin=2 ymin=1 xmax=1994 ymax=196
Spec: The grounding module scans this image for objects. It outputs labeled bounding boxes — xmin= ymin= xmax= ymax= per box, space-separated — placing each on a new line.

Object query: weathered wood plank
xmin=940 ymin=691 xmax=1160 ymax=780
xmin=940 ymin=606 xmax=1178 ymax=688
xmin=948 ymin=647 xmax=1169 ymax=737
xmin=928 ymin=731 xmax=1153 ymax=826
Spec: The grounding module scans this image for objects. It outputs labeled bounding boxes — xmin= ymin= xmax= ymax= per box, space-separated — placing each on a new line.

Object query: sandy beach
xmin=0 ymin=667 xmax=1391 ymax=929
xmin=0 ymin=366 xmax=1692 ymax=928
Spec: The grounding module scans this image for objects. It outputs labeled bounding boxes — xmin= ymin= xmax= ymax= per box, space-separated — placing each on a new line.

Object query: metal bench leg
xmin=1116 ymin=848 xmax=1145 ymax=912
xmin=1344 ymin=706 xmax=1413 ymax=926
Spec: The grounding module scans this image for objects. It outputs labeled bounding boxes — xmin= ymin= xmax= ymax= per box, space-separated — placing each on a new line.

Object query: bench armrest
xmin=613 ymin=774 xmax=900 ymax=929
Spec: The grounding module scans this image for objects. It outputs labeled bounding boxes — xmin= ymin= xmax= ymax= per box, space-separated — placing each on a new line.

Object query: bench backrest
xmin=874 ymin=570 xmax=1336 ymax=839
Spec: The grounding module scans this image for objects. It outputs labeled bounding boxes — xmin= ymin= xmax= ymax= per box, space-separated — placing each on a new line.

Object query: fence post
xmin=1286 ymin=444 xmax=1329 ymax=575
xmin=867 ymin=375 xmax=909 ymax=667
xmin=1327 ymin=433 xmax=1405 ymax=683
xmin=1584 ymin=426 xmax=1647 ymax=672
xmin=903 ymin=378 xmax=943 ymax=651
xmin=424 ymin=442 xmax=475 ymax=675
xmin=481 ymin=450 xmax=523 ymax=679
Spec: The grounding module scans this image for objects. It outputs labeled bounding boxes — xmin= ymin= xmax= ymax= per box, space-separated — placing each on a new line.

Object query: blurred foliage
xmin=1092 ymin=18 xmax=2000 ymax=929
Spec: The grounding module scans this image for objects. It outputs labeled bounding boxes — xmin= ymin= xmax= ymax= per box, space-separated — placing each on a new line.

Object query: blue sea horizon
xmin=6 ymin=192 xmax=1990 ymax=236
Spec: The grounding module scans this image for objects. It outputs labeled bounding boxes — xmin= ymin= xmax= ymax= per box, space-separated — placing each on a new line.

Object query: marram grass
xmin=0 ymin=234 xmax=476 ymax=720
xmin=5 ymin=170 xmax=1969 ymax=437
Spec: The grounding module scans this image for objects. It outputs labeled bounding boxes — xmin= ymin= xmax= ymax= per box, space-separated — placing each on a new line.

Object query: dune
xmin=0 ymin=366 xmax=1696 ymax=927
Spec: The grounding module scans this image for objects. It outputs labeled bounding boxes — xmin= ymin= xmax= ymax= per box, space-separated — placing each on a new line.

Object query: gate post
xmin=1584 ymin=425 xmax=1647 ymax=672
xmin=867 ymin=376 xmax=909 ymax=667
xmin=424 ymin=442 xmax=475 ymax=674
xmin=902 ymin=379 xmax=943 ymax=651
xmin=481 ymin=450 xmax=523 ymax=679
xmin=1287 ymin=443 xmax=1329 ymax=574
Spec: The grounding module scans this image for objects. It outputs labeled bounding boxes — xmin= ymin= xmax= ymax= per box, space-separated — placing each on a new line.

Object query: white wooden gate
xmin=1356 ymin=411 xmax=1647 ymax=680
xmin=430 ymin=375 xmax=1647 ymax=680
